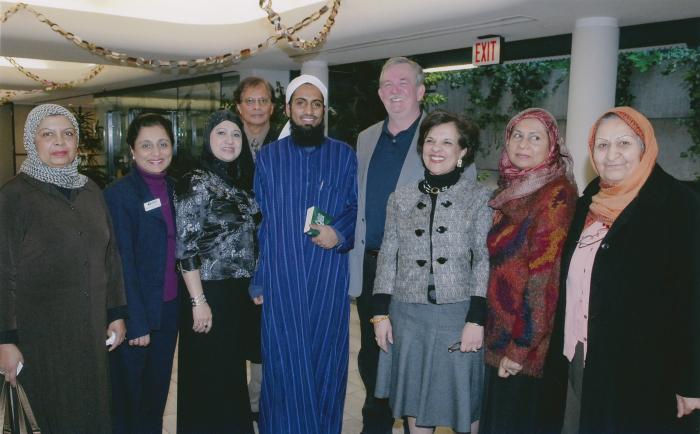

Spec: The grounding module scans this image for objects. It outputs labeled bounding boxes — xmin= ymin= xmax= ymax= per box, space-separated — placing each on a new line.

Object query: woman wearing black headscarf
xmin=175 ymin=110 xmax=259 ymax=433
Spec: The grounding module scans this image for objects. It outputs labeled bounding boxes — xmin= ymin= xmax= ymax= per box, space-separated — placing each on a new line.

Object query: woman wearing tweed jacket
xmin=372 ymin=111 xmax=492 ymax=434
xmin=479 ymin=108 xmax=577 ymax=434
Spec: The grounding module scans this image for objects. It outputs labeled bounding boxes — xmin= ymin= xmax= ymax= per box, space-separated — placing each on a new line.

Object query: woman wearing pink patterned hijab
xmin=481 ymin=108 xmax=577 ymax=433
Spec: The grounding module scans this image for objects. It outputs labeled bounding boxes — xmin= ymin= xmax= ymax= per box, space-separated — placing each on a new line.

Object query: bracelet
xmin=190 ymin=293 xmax=207 ymax=307
xmin=369 ymin=315 xmax=389 ymax=324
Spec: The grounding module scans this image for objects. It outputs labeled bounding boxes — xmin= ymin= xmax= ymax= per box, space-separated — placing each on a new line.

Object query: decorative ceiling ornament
xmin=4 ymin=57 xmax=105 ymax=90
xmin=0 ymin=88 xmax=45 ymax=105
xmin=260 ymin=0 xmax=341 ymax=50
xmin=0 ymin=1 xmax=341 ymax=70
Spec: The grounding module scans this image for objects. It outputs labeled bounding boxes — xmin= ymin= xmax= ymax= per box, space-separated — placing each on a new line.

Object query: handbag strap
xmin=0 ymin=382 xmax=8 ymax=431
xmin=14 ymin=385 xmax=39 ymax=434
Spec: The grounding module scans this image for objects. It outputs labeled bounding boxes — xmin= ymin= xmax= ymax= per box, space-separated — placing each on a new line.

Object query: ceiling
xmin=2 ymin=0 xmax=699 ymax=104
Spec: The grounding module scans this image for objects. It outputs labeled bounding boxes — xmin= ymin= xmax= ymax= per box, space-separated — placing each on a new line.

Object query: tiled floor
xmin=162 ymin=303 xmax=451 ymax=433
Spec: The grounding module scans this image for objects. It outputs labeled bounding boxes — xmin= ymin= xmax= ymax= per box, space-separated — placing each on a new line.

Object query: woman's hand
xmin=676 ymin=394 xmax=700 ymax=417
xmin=0 ymin=344 xmax=24 ymax=386
xmin=192 ymin=303 xmax=213 ymax=333
xmin=373 ymin=317 xmax=393 ymax=353
xmin=253 ymin=295 xmax=264 ymax=305
xmin=107 ymin=319 xmax=127 ymax=352
xmin=460 ymin=322 xmax=483 ymax=353
xmin=498 ymin=356 xmax=523 ymax=378
xmin=129 ymin=334 xmax=151 ymax=347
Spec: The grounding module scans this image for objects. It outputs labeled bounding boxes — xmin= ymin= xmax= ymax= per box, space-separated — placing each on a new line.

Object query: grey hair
xmin=379 ymin=57 xmax=425 ymax=87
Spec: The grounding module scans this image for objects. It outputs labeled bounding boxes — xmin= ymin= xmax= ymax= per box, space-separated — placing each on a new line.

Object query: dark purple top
xmin=136 ymin=165 xmax=178 ymax=301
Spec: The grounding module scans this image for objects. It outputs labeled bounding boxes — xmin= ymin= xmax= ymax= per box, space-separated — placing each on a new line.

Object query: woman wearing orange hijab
xmin=546 ymin=107 xmax=700 ymax=433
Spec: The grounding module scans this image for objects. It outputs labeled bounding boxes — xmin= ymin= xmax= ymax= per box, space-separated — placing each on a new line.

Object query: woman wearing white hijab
xmin=0 ymin=104 xmax=127 ymax=433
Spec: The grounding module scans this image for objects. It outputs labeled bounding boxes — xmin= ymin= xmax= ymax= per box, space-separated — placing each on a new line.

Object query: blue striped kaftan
xmin=253 ymin=136 xmax=358 ymax=434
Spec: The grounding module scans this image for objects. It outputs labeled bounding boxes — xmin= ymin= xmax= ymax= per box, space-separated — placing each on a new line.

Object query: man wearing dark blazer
xmin=349 ymin=57 xmax=427 ymax=434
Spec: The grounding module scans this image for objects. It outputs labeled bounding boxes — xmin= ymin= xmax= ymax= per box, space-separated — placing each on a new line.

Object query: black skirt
xmin=177 ymin=278 xmax=254 ymax=434
xmin=480 ymin=365 xmax=546 ymax=434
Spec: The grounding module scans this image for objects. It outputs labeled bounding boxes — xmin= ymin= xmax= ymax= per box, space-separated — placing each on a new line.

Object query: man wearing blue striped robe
xmin=251 ymin=75 xmax=358 ymax=434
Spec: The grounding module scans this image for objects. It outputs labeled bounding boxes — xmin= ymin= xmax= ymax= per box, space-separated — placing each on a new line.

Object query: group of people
xmin=0 ymin=55 xmax=697 ymax=434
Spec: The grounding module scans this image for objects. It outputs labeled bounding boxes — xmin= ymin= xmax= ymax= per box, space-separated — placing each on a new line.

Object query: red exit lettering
xmin=472 ymin=37 xmax=501 ymax=66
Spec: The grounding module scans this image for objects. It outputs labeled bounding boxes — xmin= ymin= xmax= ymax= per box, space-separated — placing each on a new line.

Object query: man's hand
xmin=309 ymin=224 xmax=339 ymax=249
xmin=253 ymin=295 xmax=264 ymax=305
xmin=676 ymin=394 xmax=700 ymax=417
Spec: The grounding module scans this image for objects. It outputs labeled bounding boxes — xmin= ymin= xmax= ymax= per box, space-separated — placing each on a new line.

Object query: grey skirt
xmin=375 ymin=300 xmax=484 ymax=432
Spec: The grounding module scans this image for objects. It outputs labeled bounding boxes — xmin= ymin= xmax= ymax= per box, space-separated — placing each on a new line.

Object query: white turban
xmin=279 ymin=74 xmax=329 ymax=139
xmin=285 ymin=74 xmax=328 ymax=104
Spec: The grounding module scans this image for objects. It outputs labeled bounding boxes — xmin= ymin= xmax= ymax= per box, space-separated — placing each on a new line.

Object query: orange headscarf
xmin=587 ymin=106 xmax=659 ymax=226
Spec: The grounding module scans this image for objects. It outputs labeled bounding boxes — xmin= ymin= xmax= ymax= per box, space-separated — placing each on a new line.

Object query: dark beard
xmin=290 ymin=119 xmax=326 ymax=147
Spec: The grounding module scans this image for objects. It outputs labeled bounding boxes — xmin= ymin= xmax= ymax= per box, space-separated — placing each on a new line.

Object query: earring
xmin=457 ymin=158 xmax=463 ymax=168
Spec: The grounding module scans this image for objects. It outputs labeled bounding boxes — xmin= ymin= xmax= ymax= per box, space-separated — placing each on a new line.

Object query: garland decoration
xmin=0 ymin=1 xmax=341 ymax=69
xmin=5 ymin=57 xmax=105 ymax=90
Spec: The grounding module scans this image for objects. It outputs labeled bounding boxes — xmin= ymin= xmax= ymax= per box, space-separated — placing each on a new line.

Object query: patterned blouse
xmin=175 ymin=169 xmax=260 ymax=281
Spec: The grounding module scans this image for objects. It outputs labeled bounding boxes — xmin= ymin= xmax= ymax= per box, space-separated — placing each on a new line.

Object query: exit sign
xmin=472 ymin=37 xmax=501 ymax=66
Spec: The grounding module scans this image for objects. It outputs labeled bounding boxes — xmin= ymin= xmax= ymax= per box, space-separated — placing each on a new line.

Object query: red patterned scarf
xmin=489 ymin=108 xmax=575 ymax=209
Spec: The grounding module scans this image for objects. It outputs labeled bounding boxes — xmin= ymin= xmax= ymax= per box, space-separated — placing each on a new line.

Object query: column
xmin=301 ymin=60 xmax=329 ymax=133
xmin=565 ymin=17 xmax=619 ymax=191
xmin=300 ymin=60 xmax=329 ymax=92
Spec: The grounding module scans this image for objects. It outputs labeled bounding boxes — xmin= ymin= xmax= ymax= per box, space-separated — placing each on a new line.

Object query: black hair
xmin=126 ymin=113 xmax=174 ymax=149
xmin=417 ymin=110 xmax=479 ymax=166
xmin=233 ymin=76 xmax=275 ymax=105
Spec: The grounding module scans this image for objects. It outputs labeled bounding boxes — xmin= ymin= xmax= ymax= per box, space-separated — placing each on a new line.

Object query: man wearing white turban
xmin=251 ymin=75 xmax=358 ymax=434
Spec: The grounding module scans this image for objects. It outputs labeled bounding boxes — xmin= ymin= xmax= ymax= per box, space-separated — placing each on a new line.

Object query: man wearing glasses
xmin=233 ymin=75 xmax=279 ymax=424
xmin=234 ymin=76 xmax=279 ymax=158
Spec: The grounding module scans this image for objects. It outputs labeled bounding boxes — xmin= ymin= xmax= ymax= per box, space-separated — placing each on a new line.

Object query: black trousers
xmin=177 ymin=278 xmax=254 ymax=434
xmin=356 ymin=252 xmax=396 ymax=434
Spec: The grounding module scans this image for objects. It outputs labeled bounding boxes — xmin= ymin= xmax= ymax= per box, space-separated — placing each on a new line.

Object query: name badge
xmin=144 ymin=198 xmax=162 ymax=212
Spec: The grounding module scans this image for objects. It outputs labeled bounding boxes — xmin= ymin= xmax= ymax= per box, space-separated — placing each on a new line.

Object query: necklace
xmin=576 ymin=225 xmax=609 ymax=248
xmin=420 ymin=180 xmax=451 ymax=195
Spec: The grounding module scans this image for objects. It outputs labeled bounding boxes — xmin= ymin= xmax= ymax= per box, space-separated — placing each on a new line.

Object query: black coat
xmin=545 ymin=165 xmax=700 ymax=434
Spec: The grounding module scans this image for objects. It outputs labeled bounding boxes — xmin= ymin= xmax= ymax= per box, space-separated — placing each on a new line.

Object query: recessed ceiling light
xmin=424 ymin=64 xmax=476 ymax=73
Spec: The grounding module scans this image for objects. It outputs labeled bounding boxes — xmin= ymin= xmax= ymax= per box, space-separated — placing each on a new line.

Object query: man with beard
xmin=251 ymin=75 xmax=358 ymax=434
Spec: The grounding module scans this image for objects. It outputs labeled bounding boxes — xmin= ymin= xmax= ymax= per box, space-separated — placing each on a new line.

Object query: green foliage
xmin=425 ymin=58 xmax=569 ymax=154
xmin=71 ymin=106 xmax=108 ymax=188
xmin=425 ymin=47 xmax=700 ymax=163
xmin=614 ymin=47 xmax=700 ymax=161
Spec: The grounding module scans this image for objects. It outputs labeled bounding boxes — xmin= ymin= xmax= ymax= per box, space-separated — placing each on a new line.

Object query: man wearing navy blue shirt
xmin=349 ymin=57 xmax=427 ymax=434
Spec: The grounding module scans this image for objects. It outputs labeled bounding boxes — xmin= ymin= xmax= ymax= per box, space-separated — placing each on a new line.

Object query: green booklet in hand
xmin=304 ymin=206 xmax=333 ymax=237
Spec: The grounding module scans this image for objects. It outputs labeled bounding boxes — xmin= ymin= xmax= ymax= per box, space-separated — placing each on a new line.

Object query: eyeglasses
xmin=242 ymin=97 xmax=271 ymax=107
